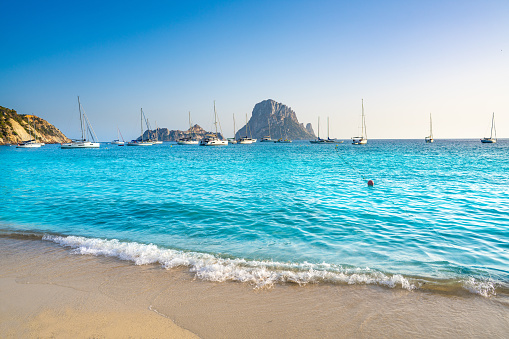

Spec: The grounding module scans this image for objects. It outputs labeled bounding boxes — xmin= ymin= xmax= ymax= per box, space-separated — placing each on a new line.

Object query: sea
xmin=1 ymin=139 xmax=508 ymax=299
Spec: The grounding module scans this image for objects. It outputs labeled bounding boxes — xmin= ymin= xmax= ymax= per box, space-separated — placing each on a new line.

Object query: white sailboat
xmin=111 ymin=126 xmax=125 ymax=145
xmin=227 ymin=114 xmax=238 ymax=144
xmin=481 ymin=113 xmax=497 ymax=144
xmin=61 ymin=97 xmax=100 ymax=148
xmin=178 ymin=112 xmax=199 ymax=145
xmin=199 ymin=101 xmax=228 ymax=146
xmin=352 ymin=99 xmax=367 ymax=145
xmin=260 ymin=118 xmax=274 ymax=142
xmin=127 ymin=108 xmax=153 ymax=146
xmin=152 ymin=121 xmax=163 ymax=144
xmin=238 ymin=113 xmax=257 ymax=144
xmin=17 ymin=116 xmax=43 ymax=148
xmin=425 ymin=113 xmax=434 ymax=143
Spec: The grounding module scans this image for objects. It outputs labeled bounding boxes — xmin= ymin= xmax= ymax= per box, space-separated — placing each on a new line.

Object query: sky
xmin=1 ymin=0 xmax=508 ymax=141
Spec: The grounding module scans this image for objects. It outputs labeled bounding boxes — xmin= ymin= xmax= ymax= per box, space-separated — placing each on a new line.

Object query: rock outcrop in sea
xmin=0 ymin=106 xmax=70 ymax=145
xmin=235 ymin=99 xmax=315 ymax=140
xmin=139 ymin=124 xmax=223 ymax=142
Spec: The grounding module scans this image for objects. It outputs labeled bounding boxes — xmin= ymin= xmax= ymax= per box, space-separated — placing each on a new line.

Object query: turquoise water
xmin=1 ymin=140 xmax=508 ymax=295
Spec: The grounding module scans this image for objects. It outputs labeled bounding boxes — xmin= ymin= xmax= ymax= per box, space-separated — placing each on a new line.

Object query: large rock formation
xmin=235 ymin=99 xmax=315 ymax=140
xmin=139 ymin=124 xmax=224 ymax=141
xmin=0 ymin=106 xmax=70 ymax=145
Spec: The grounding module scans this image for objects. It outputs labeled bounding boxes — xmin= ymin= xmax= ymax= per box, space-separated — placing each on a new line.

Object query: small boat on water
xmin=227 ymin=114 xmax=238 ymax=144
xmin=260 ymin=118 xmax=274 ymax=142
xmin=127 ymin=108 xmax=153 ymax=146
xmin=481 ymin=113 xmax=497 ymax=144
xmin=425 ymin=113 xmax=434 ymax=143
xmin=199 ymin=101 xmax=228 ymax=146
xmin=238 ymin=113 xmax=257 ymax=144
xmin=310 ymin=117 xmax=335 ymax=144
xmin=152 ymin=121 xmax=163 ymax=144
xmin=17 ymin=116 xmax=43 ymax=148
xmin=111 ymin=126 xmax=125 ymax=145
xmin=274 ymin=124 xmax=291 ymax=143
xmin=177 ymin=112 xmax=199 ymax=145
xmin=352 ymin=99 xmax=367 ymax=145
xmin=61 ymin=97 xmax=100 ymax=149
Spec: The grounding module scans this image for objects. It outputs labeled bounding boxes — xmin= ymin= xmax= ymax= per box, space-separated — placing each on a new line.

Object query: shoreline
xmin=1 ymin=236 xmax=509 ymax=338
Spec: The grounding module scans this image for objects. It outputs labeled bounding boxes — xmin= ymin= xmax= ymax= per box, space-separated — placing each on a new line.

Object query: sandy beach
xmin=1 ymin=236 xmax=508 ymax=338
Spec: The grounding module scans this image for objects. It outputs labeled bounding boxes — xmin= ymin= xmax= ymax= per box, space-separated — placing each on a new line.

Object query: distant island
xmin=0 ymin=106 xmax=70 ymax=145
xmin=140 ymin=99 xmax=316 ymax=142
xmin=236 ymin=99 xmax=315 ymax=140
xmin=139 ymin=124 xmax=224 ymax=142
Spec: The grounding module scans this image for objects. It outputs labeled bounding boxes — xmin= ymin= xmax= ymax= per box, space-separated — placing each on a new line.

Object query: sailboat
xmin=352 ymin=99 xmax=367 ymax=145
xmin=481 ymin=113 xmax=497 ymax=143
xmin=111 ymin=126 xmax=125 ymax=145
xmin=238 ymin=113 xmax=257 ymax=144
xmin=61 ymin=97 xmax=100 ymax=148
xmin=310 ymin=117 xmax=335 ymax=144
xmin=260 ymin=118 xmax=274 ymax=142
xmin=17 ymin=116 xmax=43 ymax=148
xmin=127 ymin=108 xmax=153 ymax=146
xmin=199 ymin=101 xmax=228 ymax=146
xmin=227 ymin=114 xmax=237 ymax=144
xmin=275 ymin=123 xmax=292 ymax=143
xmin=178 ymin=112 xmax=199 ymax=145
xmin=425 ymin=113 xmax=434 ymax=143
xmin=152 ymin=121 xmax=163 ymax=144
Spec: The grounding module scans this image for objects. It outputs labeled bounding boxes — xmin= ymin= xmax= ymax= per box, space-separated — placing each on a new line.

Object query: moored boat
xmin=352 ymin=99 xmax=367 ymax=145
xmin=199 ymin=101 xmax=228 ymax=146
xmin=61 ymin=97 xmax=100 ymax=149
xmin=481 ymin=112 xmax=497 ymax=144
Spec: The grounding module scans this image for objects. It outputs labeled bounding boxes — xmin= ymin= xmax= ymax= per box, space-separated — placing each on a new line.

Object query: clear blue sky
xmin=1 ymin=0 xmax=508 ymax=140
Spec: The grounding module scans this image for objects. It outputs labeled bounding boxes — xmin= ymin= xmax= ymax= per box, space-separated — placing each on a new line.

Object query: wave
xmin=40 ymin=234 xmax=498 ymax=297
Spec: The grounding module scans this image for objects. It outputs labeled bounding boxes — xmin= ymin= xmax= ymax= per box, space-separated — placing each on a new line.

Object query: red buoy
xmin=367 ymin=180 xmax=374 ymax=187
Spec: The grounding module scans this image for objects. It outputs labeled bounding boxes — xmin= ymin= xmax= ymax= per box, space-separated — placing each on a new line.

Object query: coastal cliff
xmin=236 ymin=99 xmax=315 ymax=140
xmin=0 ymin=106 xmax=70 ymax=145
xmin=139 ymin=124 xmax=224 ymax=141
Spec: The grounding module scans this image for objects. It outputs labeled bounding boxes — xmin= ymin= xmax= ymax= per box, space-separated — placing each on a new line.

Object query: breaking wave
xmin=41 ymin=234 xmax=497 ymax=296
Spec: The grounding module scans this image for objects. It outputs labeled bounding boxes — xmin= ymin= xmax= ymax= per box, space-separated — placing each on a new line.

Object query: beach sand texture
xmin=1 ymin=236 xmax=508 ymax=338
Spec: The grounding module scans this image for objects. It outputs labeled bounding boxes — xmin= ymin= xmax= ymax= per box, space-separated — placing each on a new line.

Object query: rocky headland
xmin=0 ymin=106 xmax=70 ymax=145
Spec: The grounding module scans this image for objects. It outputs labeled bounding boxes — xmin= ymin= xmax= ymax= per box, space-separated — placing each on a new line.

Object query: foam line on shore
xmin=41 ymin=234 xmax=497 ymax=296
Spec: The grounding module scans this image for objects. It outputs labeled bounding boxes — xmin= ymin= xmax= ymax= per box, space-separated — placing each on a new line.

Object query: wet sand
xmin=1 ymin=236 xmax=508 ymax=338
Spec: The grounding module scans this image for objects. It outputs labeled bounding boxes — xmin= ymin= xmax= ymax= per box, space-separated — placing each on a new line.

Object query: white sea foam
xmin=463 ymin=277 xmax=497 ymax=297
xmin=42 ymin=234 xmax=416 ymax=290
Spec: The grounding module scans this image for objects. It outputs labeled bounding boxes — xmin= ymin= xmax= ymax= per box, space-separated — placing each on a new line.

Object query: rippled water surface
xmin=1 ymin=140 xmax=508 ymax=295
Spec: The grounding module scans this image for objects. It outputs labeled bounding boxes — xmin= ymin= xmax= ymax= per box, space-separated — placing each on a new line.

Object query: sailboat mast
xmin=361 ymin=99 xmax=365 ymax=138
xmin=141 ymin=108 xmax=143 ymax=142
xmin=430 ymin=113 xmax=433 ymax=138
xmin=491 ymin=112 xmax=495 ymax=139
xmin=317 ymin=117 xmax=320 ymax=139
xmin=214 ymin=101 xmax=218 ymax=135
xmin=78 ymin=96 xmax=84 ymax=141
xmin=327 ymin=117 xmax=330 ymax=139
xmin=233 ymin=114 xmax=236 ymax=139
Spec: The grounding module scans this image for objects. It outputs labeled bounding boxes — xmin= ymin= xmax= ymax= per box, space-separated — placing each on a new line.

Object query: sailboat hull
xmin=17 ymin=143 xmax=42 ymax=148
xmin=177 ymin=140 xmax=199 ymax=145
xmin=199 ymin=139 xmax=228 ymax=146
xmin=127 ymin=142 xmax=153 ymax=146
xmin=481 ymin=138 xmax=496 ymax=143
xmin=61 ymin=141 xmax=100 ymax=148
xmin=352 ymin=138 xmax=367 ymax=145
